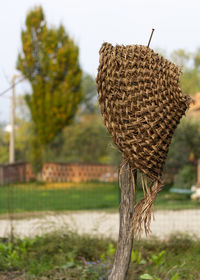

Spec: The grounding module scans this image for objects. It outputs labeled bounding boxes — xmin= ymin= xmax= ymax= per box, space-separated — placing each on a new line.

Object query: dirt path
xmin=0 ymin=209 xmax=200 ymax=239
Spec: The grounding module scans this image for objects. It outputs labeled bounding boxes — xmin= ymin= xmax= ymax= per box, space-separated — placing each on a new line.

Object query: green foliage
xmin=108 ymin=143 xmax=122 ymax=166
xmin=150 ymin=250 xmax=165 ymax=266
xmin=138 ymin=250 xmax=166 ymax=279
xmin=81 ymin=73 xmax=98 ymax=114
xmin=15 ymin=121 xmax=33 ymax=163
xmin=62 ymin=114 xmax=111 ymax=163
xmin=139 ymin=273 xmax=178 ymax=280
xmin=174 ymin=164 xmax=196 ymax=189
xmin=140 ymin=274 xmax=154 ymax=280
xmin=171 ymin=49 xmax=190 ymax=68
xmin=170 ymin=48 xmax=200 ymax=94
xmin=100 ymin=243 xmax=116 ymax=262
xmin=14 ymin=95 xmax=33 ymax=163
xmin=129 ymin=234 xmax=200 ymax=280
xmin=0 ymin=232 xmax=111 ymax=278
xmin=106 ymin=243 xmax=116 ymax=257
xmin=45 ymin=113 xmax=112 ymax=164
xmin=0 ymin=96 xmax=34 ymax=164
xmin=0 ymin=73 xmax=100 ymax=166
xmin=171 ymin=275 xmax=179 ymax=280
xmin=165 ymin=118 xmax=200 ymax=182
xmin=17 ymin=6 xmax=82 ymax=171
xmin=131 ymin=249 xmax=146 ymax=264
xmin=0 ymin=123 xmax=9 ymax=163
xmin=0 ymin=233 xmax=200 ymax=279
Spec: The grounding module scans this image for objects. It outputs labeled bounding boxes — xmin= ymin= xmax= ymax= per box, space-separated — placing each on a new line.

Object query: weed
xmin=0 ymin=232 xmax=200 ymax=279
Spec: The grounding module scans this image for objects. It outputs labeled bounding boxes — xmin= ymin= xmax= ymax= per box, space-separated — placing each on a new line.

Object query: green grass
xmin=0 ymin=181 xmax=200 ymax=215
xmin=154 ymin=191 xmax=200 ymax=210
xmin=0 ymin=181 xmax=119 ymax=214
xmin=0 ymin=232 xmax=200 ymax=279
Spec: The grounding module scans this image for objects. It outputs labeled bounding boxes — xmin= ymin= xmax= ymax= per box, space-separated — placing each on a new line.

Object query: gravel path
xmin=0 ymin=209 xmax=200 ymax=239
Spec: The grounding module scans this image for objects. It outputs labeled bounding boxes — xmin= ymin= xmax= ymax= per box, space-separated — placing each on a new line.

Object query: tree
xmin=80 ymin=73 xmax=98 ymax=114
xmin=170 ymin=49 xmax=200 ymax=94
xmin=17 ymin=6 xmax=82 ymax=172
xmin=45 ymin=113 xmax=111 ymax=164
xmin=165 ymin=118 xmax=200 ymax=183
xmin=0 ymin=122 xmax=9 ymax=163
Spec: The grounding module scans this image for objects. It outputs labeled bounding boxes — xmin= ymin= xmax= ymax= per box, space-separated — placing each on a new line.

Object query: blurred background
xmin=1 ymin=1 xmax=200 ymax=279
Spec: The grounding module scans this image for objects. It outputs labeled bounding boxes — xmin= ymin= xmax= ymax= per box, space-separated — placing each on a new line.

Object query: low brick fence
xmin=42 ymin=162 xmax=118 ymax=182
xmin=0 ymin=162 xmax=118 ymax=185
xmin=0 ymin=162 xmax=35 ymax=185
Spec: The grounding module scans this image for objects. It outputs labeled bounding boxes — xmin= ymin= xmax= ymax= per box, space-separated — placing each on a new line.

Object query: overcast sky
xmin=1 ymin=0 xmax=200 ymax=122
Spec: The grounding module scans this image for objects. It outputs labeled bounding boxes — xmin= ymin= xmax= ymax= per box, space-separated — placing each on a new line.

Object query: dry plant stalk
xmin=96 ymin=42 xmax=191 ymax=235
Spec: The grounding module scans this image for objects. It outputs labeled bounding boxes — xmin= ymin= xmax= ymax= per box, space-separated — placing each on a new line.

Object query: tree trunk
xmin=108 ymin=161 xmax=137 ymax=280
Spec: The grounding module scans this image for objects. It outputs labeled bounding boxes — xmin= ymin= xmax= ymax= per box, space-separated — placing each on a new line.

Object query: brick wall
xmin=1 ymin=163 xmax=25 ymax=184
xmin=0 ymin=165 xmax=4 ymax=185
xmin=25 ymin=163 xmax=35 ymax=182
xmin=0 ymin=162 xmax=118 ymax=185
xmin=42 ymin=162 xmax=118 ymax=182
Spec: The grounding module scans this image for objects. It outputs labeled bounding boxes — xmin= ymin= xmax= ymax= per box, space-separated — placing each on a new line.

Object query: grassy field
xmin=0 ymin=231 xmax=199 ymax=280
xmin=0 ymin=181 xmax=200 ymax=215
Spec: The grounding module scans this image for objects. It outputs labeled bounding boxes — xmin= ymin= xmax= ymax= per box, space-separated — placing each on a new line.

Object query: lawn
xmin=0 ymin=231 xmax=199 ymax=280
xmin=0 ymin=181 xmax=119 ymax=214
xmin=0 ymin=181 xmax=200 ymax=215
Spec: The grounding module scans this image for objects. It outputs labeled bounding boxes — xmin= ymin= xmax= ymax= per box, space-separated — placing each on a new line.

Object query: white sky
xmin=1 ymin=0 xmax=200 ymax=122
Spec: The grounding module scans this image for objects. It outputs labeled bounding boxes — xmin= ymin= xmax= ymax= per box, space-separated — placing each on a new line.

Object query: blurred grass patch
xmin=0 ymin=182 xmax=119 ymax=214
xmin=0 ymin=182 xmax=200 ymax=215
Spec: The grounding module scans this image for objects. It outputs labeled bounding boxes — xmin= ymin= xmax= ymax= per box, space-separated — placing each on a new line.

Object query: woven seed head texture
xmin=96 ymin=42 xmax=191 ymax=235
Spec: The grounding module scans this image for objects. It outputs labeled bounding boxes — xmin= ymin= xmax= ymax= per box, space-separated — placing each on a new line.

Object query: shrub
xmin=174 ymin=164 xmax=196 ymax=189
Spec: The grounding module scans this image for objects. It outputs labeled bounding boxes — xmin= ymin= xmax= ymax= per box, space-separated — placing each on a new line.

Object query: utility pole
xmin=9 ymin=74 xmax=18 ymax=164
